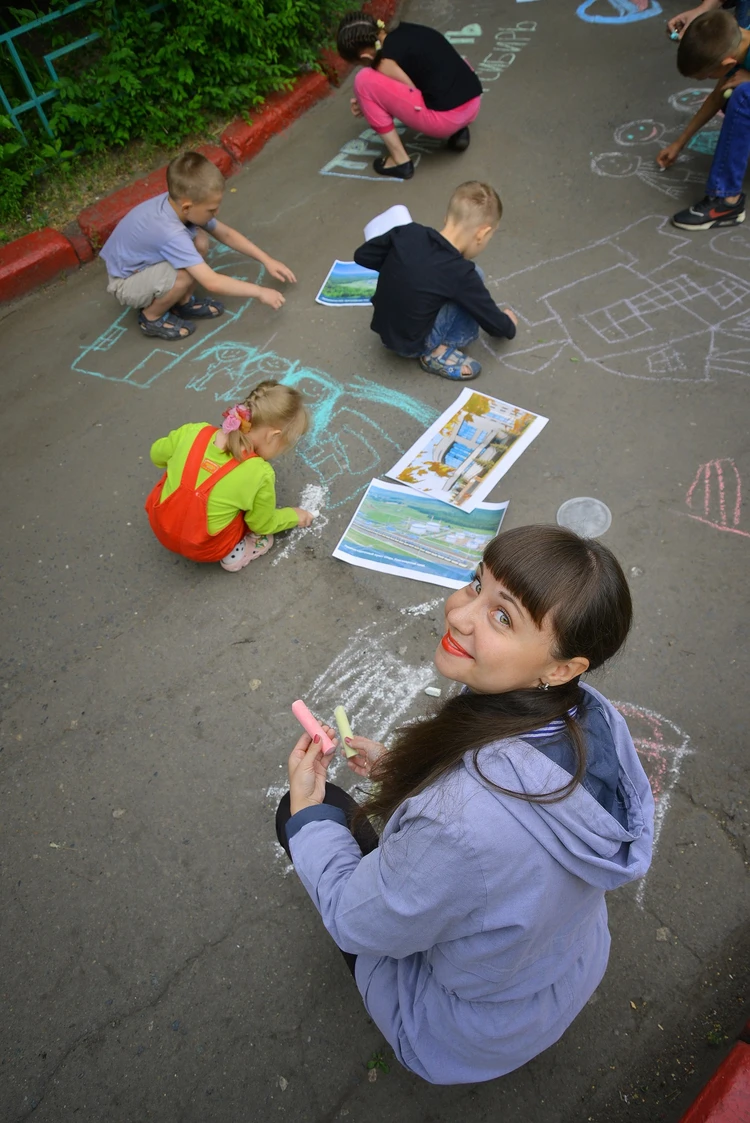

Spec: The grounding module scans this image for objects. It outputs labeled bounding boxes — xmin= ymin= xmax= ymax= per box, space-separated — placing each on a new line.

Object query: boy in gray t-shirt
xmin=99 ymin=150 xmax=296 ymax=340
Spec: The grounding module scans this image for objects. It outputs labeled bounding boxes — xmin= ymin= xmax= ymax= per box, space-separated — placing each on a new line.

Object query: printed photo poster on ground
xmin=315 ymin=260 xmax=378 ymax=306
xmin=386 ymin=389 xmax=548 ymax=511
xmin=333 ymin=478 xmax=509 ymax=589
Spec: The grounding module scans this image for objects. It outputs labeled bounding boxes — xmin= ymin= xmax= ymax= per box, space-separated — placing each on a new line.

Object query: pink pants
xmin=353 ymin=67 xmax=481 ymax=138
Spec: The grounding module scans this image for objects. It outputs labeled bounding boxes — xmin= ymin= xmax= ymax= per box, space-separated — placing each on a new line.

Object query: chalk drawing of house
xmin=487 ymin=215 xmax=750 ymax=382
xmin=72 ymin=243 xmax=260 ymax=389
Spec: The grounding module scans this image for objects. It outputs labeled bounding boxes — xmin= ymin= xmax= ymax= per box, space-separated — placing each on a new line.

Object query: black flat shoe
xmin=447 ymin=127 xmax=470 ymax=152
xmin=373 ymin=156 xmax=414 ymax=179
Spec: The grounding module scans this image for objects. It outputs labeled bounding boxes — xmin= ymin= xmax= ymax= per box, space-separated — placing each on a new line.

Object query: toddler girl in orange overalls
xmin=145 ymin=380 xmax=314 ymax=572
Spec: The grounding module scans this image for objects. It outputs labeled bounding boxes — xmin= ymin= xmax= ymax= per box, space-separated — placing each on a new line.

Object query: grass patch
xmin=0 ymin=117 xmax=236 ymax=246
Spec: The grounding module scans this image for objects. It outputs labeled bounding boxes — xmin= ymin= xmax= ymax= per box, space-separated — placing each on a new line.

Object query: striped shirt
xmin=520 ymin=707 xmax=578 ymax=741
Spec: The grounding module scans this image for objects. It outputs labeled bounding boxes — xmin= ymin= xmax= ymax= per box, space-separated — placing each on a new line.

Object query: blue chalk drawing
xmin=577 ymin=0 xmax=662 ymax=24
xmin=71 ymin=242 xmax=437 ymax=510
xmin=687 ymin=131 xmax=720 ymax=157
xmin=72 ymin=241 xmax=260 ymax=388
xmin=186 ymin=342 xmax=437 ymax=508
xmin=445 ymin=24 xmax=482 ymax=45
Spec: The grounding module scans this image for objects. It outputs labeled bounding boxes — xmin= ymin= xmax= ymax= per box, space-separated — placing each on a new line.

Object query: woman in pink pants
xmin=336 ymin=12 xmax=483 ymax=180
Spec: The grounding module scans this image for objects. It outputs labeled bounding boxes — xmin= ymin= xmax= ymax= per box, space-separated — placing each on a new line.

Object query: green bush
xmin=0 ymin=0 xmax=348 ymax=225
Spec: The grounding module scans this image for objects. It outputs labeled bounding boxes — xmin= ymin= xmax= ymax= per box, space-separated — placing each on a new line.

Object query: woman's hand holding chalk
xmin=334 ymin=705 xmax=358 ymax=758
xmin=291 ymin=699 xmax=335 ymax=753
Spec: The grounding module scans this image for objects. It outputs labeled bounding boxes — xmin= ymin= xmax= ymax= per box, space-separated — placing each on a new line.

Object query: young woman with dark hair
xmin=276 ymin=525 xmax=654 ymax=1084
xmin=336 ymin=11 xmax=483 ymax=179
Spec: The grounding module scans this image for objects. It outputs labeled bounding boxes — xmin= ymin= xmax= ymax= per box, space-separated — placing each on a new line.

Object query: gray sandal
xmin=419 ymin=346 xmax=481 ymax=380
xmin=138 ymin=310 xmax=195 ymax=340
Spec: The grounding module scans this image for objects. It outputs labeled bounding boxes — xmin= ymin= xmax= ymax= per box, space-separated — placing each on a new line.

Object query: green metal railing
xmin=0 ymin=0 xmax=101 ymax=140
xmin=1 ymin=2 xmax=162 ymax=143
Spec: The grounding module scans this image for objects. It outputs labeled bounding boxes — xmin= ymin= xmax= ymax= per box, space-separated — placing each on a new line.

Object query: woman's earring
xmin=538 ymin=681 xmax=550 ymax=691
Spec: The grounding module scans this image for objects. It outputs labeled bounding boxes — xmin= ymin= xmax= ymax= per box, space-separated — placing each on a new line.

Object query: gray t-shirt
xmin=99 ymin=192 xmax=217 ymax=278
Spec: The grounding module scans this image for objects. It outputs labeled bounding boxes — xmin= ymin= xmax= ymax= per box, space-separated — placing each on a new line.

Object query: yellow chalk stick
xmin=334 ymin=705 xmax=357 ymax=757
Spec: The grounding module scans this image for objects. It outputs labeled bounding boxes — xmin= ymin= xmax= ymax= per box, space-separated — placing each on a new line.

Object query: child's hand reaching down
xmin=345 ymin=736 xmax=386 ymax=778
xmin=657 ymin=141 xmax=682 ymax=169
xmin=264 ymin=258 xmax=297 ymax=284
xmin=350 ymin=97 xmax=363 ymax=117
xmin=294 ymin=507 xmax=316 ymax=528
xmin=504 ymin=308 xmax=518 ymax=326
xmin=257 ymin=287 xmax=286 ymax=310
xmin=666 ymin=6 xmax=703 ymax=38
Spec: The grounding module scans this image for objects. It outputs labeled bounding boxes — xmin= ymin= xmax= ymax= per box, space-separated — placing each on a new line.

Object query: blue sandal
xmin=419 ymin=346 xmax=482 ymax=380
xmin=172 ymin=294 xmax=225 ymax=319
xmin=138 ymin=310 xmax=195 ymax=340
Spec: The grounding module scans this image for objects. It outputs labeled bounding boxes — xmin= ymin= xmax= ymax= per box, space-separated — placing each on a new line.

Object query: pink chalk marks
xmin=613 ymin=700 xmax=691 ymax=903
xmin=685 ymin=458 xmax=749 ymax=539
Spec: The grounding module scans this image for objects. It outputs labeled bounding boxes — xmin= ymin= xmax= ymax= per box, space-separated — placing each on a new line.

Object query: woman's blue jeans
xmin=707 ymin=83 xmax=750 ymax=198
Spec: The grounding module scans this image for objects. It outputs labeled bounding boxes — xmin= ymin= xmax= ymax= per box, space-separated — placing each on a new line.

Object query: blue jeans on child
xmin=400 ymin=265 xmax=484 ymax=358
xmin=707 ymin=84 xmax=750 ymax=198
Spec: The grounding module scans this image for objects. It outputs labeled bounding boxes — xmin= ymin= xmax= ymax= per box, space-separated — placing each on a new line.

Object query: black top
xmin=377 ymin=22 xmax=482 ymax=111
xmin=353 ymin=223 xmax=516 ymax=355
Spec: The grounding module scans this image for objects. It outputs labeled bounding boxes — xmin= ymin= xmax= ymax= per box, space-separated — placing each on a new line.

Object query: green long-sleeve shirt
xmin=149 ymin=423 xmax=299 ymax=537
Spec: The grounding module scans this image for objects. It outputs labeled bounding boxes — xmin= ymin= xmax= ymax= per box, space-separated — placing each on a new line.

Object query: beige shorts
xmin=107 ymin=261 xmax=177 ymax=309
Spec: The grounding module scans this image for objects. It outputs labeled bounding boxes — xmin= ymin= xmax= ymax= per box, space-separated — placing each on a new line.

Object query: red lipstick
xmin=441 ymin=632 xmax=472 ymax=659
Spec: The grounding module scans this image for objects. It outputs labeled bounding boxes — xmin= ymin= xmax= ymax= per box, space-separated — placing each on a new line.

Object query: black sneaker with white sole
xmin=671 ymin=193 xmax=746 ymax=230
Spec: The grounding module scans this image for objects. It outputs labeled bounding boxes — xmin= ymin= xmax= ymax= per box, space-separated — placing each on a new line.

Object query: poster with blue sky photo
xmin=333 ymin=478 xmax=509 ymax=589
xmin=315 ymin=260 xmax=378 ymax=306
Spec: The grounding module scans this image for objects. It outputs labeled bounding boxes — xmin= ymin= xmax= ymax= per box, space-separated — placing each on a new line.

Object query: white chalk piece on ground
xmin=556 ymin=497 xmax=612 ymax=538
xmin=364 ymin=204 xmax=413 ymax=242
xmin=424 ymin=686 xmax=442 ymax=698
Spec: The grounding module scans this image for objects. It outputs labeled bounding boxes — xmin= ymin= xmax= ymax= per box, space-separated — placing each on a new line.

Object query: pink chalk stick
xmin=291 ymin=699 xmax=335 ymax=753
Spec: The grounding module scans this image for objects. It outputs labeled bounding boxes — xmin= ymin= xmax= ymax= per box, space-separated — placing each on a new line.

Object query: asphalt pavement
xmin=1 ymin=1 xmax=749 ymax=1120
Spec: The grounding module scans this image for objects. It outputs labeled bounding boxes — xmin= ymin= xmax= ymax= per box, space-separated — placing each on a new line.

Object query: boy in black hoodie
xmin=354 ymin=181 xmax=517 ymax=381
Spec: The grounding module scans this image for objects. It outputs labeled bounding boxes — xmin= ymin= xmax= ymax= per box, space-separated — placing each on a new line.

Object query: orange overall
xmin=145 ymin=425 xmax=257 ymax=562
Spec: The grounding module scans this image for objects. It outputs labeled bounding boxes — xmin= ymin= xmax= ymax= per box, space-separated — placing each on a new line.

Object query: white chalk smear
xmin=272 ymin=483 xmax=329 ymax=565
xmin=265 ymin=782 xmax=289 ymax=805
xmin=271 ymin=841 xmax=294 ymax=878
xmin=308 ymin=620 xmax=435 ymax=742
xmin=399 ymin=597 xmax=443 ymax=617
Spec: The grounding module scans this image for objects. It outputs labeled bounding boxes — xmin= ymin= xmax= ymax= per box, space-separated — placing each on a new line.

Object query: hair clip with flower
xmin=221 ymin=404 xmax=252 ymax=434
